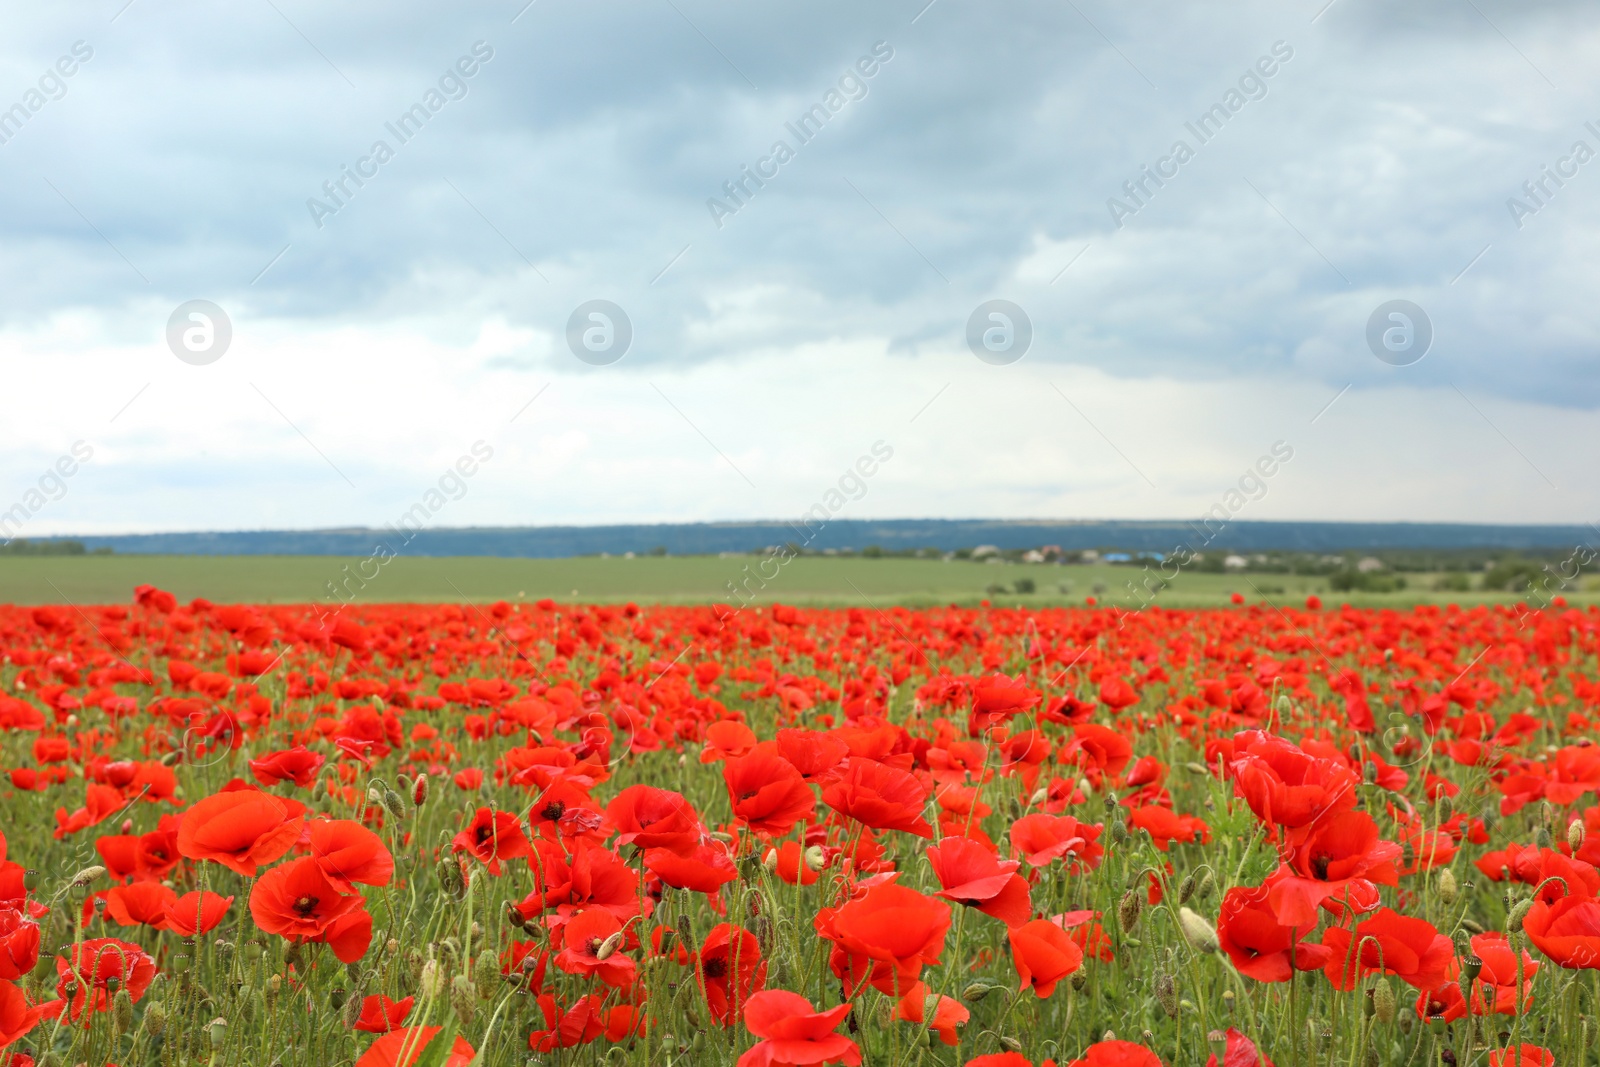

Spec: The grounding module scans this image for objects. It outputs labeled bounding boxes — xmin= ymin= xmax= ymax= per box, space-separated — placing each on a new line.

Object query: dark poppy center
xmin=1310 ymin=852 xmax=1332 ymax=880
xmin=702 ymin=958 xmax=727 ymax=979
xmin=293 ymin=895 xmax=319 ymax=916
xmin=588 ymin=937 xmax=604 ymax=955
xmin=476 ymin=824 xmax=494 ymax=844
xmin=542 ymin=800 xmax=566 ymax=821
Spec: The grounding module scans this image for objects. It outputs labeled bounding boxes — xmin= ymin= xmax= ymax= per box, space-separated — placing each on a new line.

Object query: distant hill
xmin=54 ymin=519 xmax=1597 ymax=557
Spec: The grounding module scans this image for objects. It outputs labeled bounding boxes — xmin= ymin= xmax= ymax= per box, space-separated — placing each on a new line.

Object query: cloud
xmin=1 ymin=0 xmax=1598 ymax=532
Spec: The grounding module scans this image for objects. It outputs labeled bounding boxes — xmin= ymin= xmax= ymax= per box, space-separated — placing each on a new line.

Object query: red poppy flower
xmin=697 ymin=923 xmax=767 ymax=1025
xmin=777 ymin=728 xmax=851 ymax=783
xmin=1487 ymin=1047 xmax=1555 ymax=1067
xmin=452 ymin=807 xmax=532 ymax=875
xmin=528 ymin=993 xmax=607 ymax=1051
xmin=1205 ymin=1029 xmax=1272 ymax=1067
xmin=737 ymin=990 xmax=860 ymax=1067
xmin=1067 ymin=1040 xmax=1163 ymax=1067
xmin=248 ymin=856 xmax=365 ymax=943
xmin=53 ymin=937 xmax=156 ymax=1021
xmin=646 ymin=841 xmax=739 ymax=898
xmin=1522 ymin=886 xmax=1600 ymax=970
xmin=356 ymin=1026 xmax=474 ymax=1067
xmin=606 ymin=786 xmax=703 ymax=855
xmin=306 ymin=818 xmax=394 ymax=888
xmin=554 ymin=907 xmax=637 ymax=989
xmin=0 ymin=978 xmax=45 ymax=1049
xmin=724 ymin=744 xmax=815 ymax=837
xmin=95 ymin=882 xmax=177 ymax=931
xmin=165 ymin=891 xmax=234 ymax=938
xmin=350 ymin=994 xmax=413 ymax=1033
xmin=0 ymin=911 xmax=39 ymax=982
xmin=896 ymin=981 xmax=969 ymax=1045
xmin=1010 ymin=813 xmax=1104 ymax=870
xmin=1266 ymin=811 xmax=1401 ymax=926
xmin=1216 ymin=882 xmax=1332 ymax=983
xmin=765 ymin=840 xmax=821 ymax=886
xmin=821 ymin=758 xmax=933 ymax=838
xmin=1125 ymin=806 xmax=1209 ymax=851
xmin=928 ymin=836 xmax=1032 ymax=927
xmin=1229 ymin=732 xmax=1359 ymax=829
xmin=828 ymin=883 xmax=950 ymax=997
xmin=248 ymin=746 xmax=326 ymax=789
xmin=176 ymin=789 xmax=305 ymax=876
xmin=1008 ymin=918 xmax=1084 ymax=997
xmin=1320 ymin=908 xmax=1454 ymax=991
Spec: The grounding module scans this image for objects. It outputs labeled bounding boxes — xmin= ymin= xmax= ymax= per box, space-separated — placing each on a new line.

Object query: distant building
xmin=1224 ymin=554 xmax=1248 ymax=570
xmin=1022 ymin=550 xmax=1045 ymax=563
xmin=1040 ymin=545 xmax=1063 ymax=560
xmin=972 ymin=545 xmax=1001 ymax=559
xmin=1079 ymin=549 xmax=1100 ymax=562
xmin=1357 ymin=557 xmax=1385 ymax=573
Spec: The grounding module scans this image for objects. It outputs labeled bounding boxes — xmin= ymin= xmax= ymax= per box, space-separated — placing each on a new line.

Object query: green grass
xmin=0 ymin=553 xmax=1590 ymax=610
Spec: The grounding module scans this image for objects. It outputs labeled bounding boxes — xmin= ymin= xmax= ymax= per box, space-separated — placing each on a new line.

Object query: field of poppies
xmin=0 ymin=586 xmax=1597 ymax=1067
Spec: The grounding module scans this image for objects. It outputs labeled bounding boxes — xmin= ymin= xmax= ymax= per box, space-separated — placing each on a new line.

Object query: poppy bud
xmin=1508 ymin=898 xmax=1534 ymax=933
xmin=382 ymin=790 xmax=407 ymax=820
xmin=1437 ymin=794 xmax=1453 ymax=821
xmin=961 ymin=982 xmax=998 ymax=1003
xmin=396 ymin=772 xmax=412 ymax=798
xmin=803 ymin=845 xmax=827 ymax=872
xmin=506 ymin=903 xmax=527 ymax=930
xmin=1183 ymin=762 xmax=1208 ymax=775
xmin=1460 ymin=917 xmax=1485 ymax=935
xmin=1178 ymin=907 xmax=1218 ymax=953
xmin=420 ymin=958 xmax=444 ymax=1000
xmin=144 ymin=999 xmax=168 ymax=1037
xmin=342 ymin=989 xmax=365 ymax=1028
xmin=596 ymin=932 xmax=624 ymax=960
xmin=1117 ymin=888 xmax=1142 ymax=934
xmin=367 ymin=785 xmax=386 ymax=809
xmin=1534 ymin=826 xmax=1553 ymax=850
xmin=1102 ymin=1031 xmax=1117 ymax=1042
xmin=762 ymin=849 xmax=779 ymax=873
xmin=413 ymin=773 xmax=430 ymax=807
xmin=1438 ymin=868 xmax=1458 ymax=906
xmin=69 ymin=865 xmax=106 ymax=889
xmin=676 ymin=914 xmax=695 ymax=949
xmin=1569 ymin=819 xmax=1586 ymax=851
xmin=113 ymin=988 xmax=134 ymax=1033
xmin=1479 ymin=803 xmax=1498 ymax=831
xmin=450 ymin=974 xmax=476 ymax=1026
xmin=1000 ymin=1036 xmax=1025 ymax=1053
xmin=1364 ymin=761 xmax=1378 ymax=784
xmin=1372 ymin=978 xmax=1395 ymax=1023
xmin=1178 ymin=874 xmax=1196 ymax=904
xmin=1110 ymin=820 xmax=1129 ymax=845
xmin=1154 ymin=973 xmax=1178 ymax=1018
xmin=1029 ymin=788 xmax=1048 ymax=806
xmin=1070 ymin=970 xmax=1087 ymax=991
xmin=1195 ymin=868 xmax=1216 ymax=899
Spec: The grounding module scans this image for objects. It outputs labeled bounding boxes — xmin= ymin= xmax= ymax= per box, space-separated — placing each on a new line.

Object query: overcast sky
xmin=2 ymin=0 xmax=1598 ymax=535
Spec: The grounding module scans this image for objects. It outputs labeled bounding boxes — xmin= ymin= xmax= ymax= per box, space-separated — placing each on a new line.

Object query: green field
xmin=0 ymin=553 xmax=1587 ymax=610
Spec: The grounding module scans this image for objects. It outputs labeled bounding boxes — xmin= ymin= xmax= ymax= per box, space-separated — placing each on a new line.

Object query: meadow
xmin=0 ymin=554 xmax=1580 ymax=611
xmin=0 ymin=583 xmax=1594 ymax=1066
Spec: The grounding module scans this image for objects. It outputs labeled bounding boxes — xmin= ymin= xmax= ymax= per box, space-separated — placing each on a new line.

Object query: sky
xmin=2 ymin=0 xmax=1598 ymax=537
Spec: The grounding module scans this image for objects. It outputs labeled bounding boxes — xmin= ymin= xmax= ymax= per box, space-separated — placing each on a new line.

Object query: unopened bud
xmin=1438 ymin=868 xmax=1458 ymax=906
xmin=69 ymin=865 xmax=106 ymax=889
xmin=999 ymin=1035 xmax=1025 ymax=1053
xmin=144 ymin=999 xmax=168 ymax=1036
xmin=113 ymin=988 xmax=134 ymax=1033
xmin=450 ymin=974 xmax=475 ymax=1026
xmin=1117 ymin=888 xmax=1142 ymax=934
xmin=475 ymin=949 xmax=499 ymax=1000
xmin=1569 ymin=819 xmax=1586 ymax=852
xmin=420 ymin=958 xmax=445 ymax=999
xmin=1178 ymin=907 xmax=1218 ymax=953
xmin=1177 ymin=874 xmax=1196 ymax=904
xmin=1535 ymin=825 xmax=1553 ymax=850
xmin=1154 ymin=973 xmax=1178 ymax=1018
xmin=962 ymin=981 xmax=999 ymax=1003
xmin=596 ymin=932 xmax=624 ymax=960
xmin=412 ymin=773 xmax=430 ymax=807
xmin=342 ymin=989 xmax=365 ymax=1027
xmin=1373 ymin=977 xmax=1395 ymax=1023
xmin=1508 ymin=898 xmax=1534 ymax=933
xmin=1029 ymin=788 xmax=1048 ymax=806
xmin=803 ymin=845 xmax=827 ymax=872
